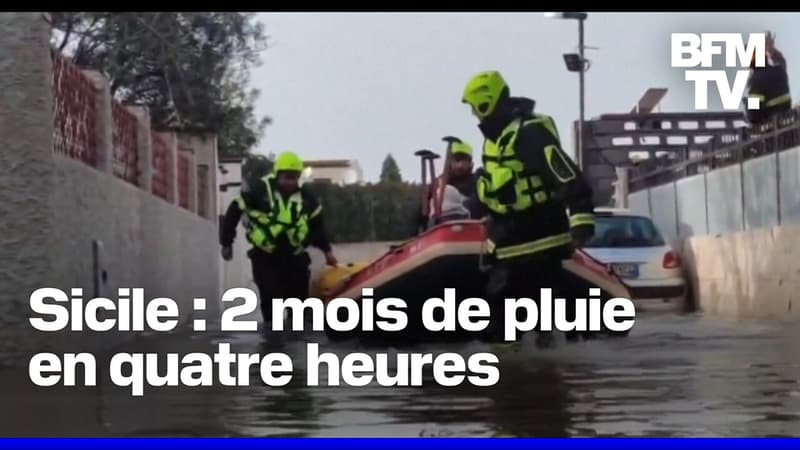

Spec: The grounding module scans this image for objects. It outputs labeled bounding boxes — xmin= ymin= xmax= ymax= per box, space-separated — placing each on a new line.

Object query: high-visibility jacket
xmin=477 ymin=112 xmax=595 ymax=261
xmin=220 ymin=174 xmax=331 ymax=256
xmin=237 ymin=175 xmax=317 ymax=254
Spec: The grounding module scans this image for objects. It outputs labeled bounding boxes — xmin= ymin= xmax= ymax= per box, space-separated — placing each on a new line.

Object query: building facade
xmin=303 ymin=159 xmax=363 ymax=185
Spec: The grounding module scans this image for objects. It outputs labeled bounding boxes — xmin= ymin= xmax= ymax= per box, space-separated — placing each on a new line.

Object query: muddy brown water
xmin=1 ymin=309 xmax=799 ymax=437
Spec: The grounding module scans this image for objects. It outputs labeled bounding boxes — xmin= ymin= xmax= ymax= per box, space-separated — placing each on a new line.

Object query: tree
xmin=380 ymin=153 xmax=402 ymax=183
xmin=47 ymin=12 xmax=271 ymax=158
xmin=308 ymin=181 xmax=423 ymax=243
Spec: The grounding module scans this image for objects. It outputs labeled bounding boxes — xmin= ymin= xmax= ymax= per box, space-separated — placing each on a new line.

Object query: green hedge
xmin=307 ymin=181 xmax=424 ymax=243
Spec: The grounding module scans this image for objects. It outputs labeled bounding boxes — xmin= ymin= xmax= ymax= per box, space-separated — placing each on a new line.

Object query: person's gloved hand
xmin=221 ymin=245 xmax=233 ymax=261
xmin=570 ymin=224 xmax=594 ymax=248
xmin=325 ymin=251 xmax=339 ymax=267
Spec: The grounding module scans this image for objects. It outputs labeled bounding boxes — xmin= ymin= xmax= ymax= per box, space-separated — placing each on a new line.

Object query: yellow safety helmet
xmin=461 ymin=70 xmax=509 ymax=119
xmin=274 ymin=151 xmax=304 ymax=173
xmin=450 ymin=141 xmax=473 ymax=158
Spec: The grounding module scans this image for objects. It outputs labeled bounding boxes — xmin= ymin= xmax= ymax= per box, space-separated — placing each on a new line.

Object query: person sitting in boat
xmin=415 ymin=139 xmax=485 ymax=231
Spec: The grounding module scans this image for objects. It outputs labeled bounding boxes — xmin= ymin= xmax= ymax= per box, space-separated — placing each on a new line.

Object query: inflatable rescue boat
xmin=311 ymin=219 xmax=633 ymax=345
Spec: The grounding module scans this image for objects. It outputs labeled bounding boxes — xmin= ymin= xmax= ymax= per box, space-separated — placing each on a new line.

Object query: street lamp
xmin=545 ymin=12 xmax=588 ymax=169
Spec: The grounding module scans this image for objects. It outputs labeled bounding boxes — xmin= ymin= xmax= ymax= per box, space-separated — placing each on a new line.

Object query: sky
xmin=249 ymin=12 xmax=800 ymax=183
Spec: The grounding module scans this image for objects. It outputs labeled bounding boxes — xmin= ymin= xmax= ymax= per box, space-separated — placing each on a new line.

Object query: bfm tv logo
xmin=671 ymin=33 xmax=766 ymax=111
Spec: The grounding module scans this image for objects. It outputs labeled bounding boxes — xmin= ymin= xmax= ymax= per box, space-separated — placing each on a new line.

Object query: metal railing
xmin=630 ymin=106 xmax=800 ymax=193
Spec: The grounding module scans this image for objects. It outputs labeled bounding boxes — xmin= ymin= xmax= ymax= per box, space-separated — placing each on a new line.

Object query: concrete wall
xmin=680 ymin=224 xmax=800 ymax=320
xmin=0 ymin=13 xmax=56 ymax=339
xmin=179 ymin=132 xmax=218 ymax=219
xmin=629 ymin=143 xmax=800 ymax=321
xmin=636 ymin=148 xmax=800 ymax=242
xmin=0 ymin=13 xmax=220 ymax=359
xmin=216 ymin=162 xmax=252 ymax=293
xmin=51 ymin=155 xmax=219 ymax=312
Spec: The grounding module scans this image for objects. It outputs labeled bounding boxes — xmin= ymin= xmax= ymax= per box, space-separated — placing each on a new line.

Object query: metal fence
xmin=628 ymin=108 xmax=800 ymax=243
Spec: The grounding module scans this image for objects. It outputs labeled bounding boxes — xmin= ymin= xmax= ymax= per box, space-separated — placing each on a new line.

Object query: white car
xmin=581 ymin=207 xmax=686 ymax=309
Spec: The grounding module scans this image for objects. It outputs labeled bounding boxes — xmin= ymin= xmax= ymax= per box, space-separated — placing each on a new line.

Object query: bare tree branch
xmin=57 ymin=15 xmax=74 ymax=51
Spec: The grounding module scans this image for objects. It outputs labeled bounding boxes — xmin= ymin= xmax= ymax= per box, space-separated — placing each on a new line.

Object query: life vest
xmin=236 ymin=174 xmax=319 ymax=254
xmin=477 ymin=114 xmax=593 ymax=260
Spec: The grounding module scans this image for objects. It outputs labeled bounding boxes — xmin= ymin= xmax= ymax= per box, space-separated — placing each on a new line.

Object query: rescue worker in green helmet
xmin=220 ymin=151 xmax=338 ymax=325
xmin=461 ymin=70 xmax=595 ymax=344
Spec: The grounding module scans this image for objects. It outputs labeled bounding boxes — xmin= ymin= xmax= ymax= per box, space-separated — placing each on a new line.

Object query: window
xmin=584 ymin=215 xmax=666 ymax=248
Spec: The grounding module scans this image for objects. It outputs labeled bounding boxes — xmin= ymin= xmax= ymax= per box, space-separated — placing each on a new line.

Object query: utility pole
xmin=577 ymin=16 xmax=585 ymax=170
xmin=545 ymin=12 xmax=589 ymax=169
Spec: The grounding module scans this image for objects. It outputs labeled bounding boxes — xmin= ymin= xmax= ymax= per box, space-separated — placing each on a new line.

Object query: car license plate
xmin=612 ymin=263 xmax=639 ymax=278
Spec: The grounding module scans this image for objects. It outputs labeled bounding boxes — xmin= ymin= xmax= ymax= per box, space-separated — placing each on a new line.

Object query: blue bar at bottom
xmin=1 ymin=438 xmax=800 ymax=450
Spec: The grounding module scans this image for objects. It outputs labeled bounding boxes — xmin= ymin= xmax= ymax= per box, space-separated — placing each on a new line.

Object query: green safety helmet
xmin=450 ymin=141 xmax=473 ymax=158
xmin=461 ymin=70 xmax=510 ymax=119
xmin=274 ymin=151 xmax=304 ymax=173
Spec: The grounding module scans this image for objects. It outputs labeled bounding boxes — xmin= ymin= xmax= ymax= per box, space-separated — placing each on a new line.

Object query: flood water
xmin=2 ymin=310 xmax=800 ymax=437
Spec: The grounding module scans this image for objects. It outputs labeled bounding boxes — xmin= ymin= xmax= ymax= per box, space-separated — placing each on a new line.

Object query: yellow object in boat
xmin=311 ymin=262 xmax=369 ymax=299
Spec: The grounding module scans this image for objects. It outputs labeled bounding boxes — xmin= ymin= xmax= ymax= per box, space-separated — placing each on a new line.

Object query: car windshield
xmin=584 ymin=215 xmax=666 ymax=248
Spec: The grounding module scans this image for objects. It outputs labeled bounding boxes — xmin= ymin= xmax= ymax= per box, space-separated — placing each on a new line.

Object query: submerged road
xmin=2 ymin=309 xmax=800 ymax=437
